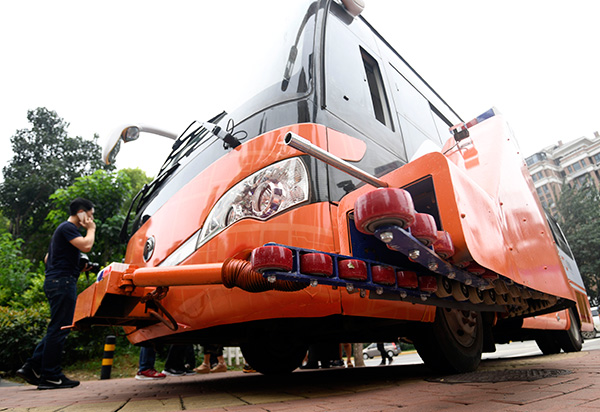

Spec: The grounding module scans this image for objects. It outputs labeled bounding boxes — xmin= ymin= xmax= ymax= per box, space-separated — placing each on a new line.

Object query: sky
xmin=1 ymin=0 xmax=599 ymax=178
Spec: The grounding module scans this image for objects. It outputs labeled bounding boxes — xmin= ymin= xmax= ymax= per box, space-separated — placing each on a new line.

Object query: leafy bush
xmin=0 ymin=306 xmax=48 ymax=372
xmin=0 ymin=233 xmax=33 ymax=306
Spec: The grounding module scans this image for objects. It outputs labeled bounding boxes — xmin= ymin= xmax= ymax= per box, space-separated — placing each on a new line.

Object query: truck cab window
xmin=361 ymin=47 xmax=393 ymax=130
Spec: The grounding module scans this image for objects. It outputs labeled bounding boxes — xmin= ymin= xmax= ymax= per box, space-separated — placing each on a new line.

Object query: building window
xmin=594 ymin=153 xmax=600 ymax=164
xmin=572 ymin=162 xmax=582 ymax=172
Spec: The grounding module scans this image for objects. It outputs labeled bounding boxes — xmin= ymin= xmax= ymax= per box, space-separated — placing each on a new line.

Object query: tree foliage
xmin=0 ymin=107 xmax=114 ymax=261
xmin=556 ymin=183 xmax=600 ymax=305
xmin=0 ymin=233 xmax=33 ymax=306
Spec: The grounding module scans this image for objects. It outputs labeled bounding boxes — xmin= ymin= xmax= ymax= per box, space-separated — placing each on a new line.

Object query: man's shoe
xmin=37 ymin=375 xmax=80 ymax=390
xmin=161 ymin=368 xmax=185 ymax=376
xmin=135 ymin=369 xmax=166 ymax=380
xmin=242 ymin=363 xmax=257 ymax=373
xmin=331 ymin=359 xmax=345 ymax=368
xmin=16 ymin=363 xmax=41 ymax=385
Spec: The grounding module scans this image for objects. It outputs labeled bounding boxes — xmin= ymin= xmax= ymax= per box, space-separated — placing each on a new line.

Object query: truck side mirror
xmin=102 ymin=124 xmax=178 ymax=165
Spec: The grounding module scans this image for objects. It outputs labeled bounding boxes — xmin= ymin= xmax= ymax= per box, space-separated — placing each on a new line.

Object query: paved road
xmin=362 ymin=338 xmax=600 ymax=367
xmin=2 ymin=339 xmax=600 ymax=411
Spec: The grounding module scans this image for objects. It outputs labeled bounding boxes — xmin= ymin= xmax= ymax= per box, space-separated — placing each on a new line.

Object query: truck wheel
xmin=535 ymin=331 xmax=561 ymax=355
xmin=363 ymin=353 xmax=370 ymax=360
xmin=354 ymin=188 xmax=416 ymax=234
xmin=338 ymin=259 xmax=368 ymax=281
xmin=414 ymin=307 xmax=483 ymax=373
xmin=300 ymin=253 xmax=333 ymax=276
xmin=582 ymin=328 xmax=597 ymax=340
xmin=251 ymin=246 xmax=293 ymax=272
xmin=240 ymin=340 xmax=308 ymax=375
xmin=411 ymin=213 xmax=438 ymax=246
xmin=556 ymin=308 xmax=583 ymax=352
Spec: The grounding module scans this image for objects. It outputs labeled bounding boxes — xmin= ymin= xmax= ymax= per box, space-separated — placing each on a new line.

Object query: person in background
xmin=162 ymin=345 xmax=196 ymax=376
xmin=17 ymin=198 xmax=96 ymax=390
xmin=194 ymin=344 xmax=227 ymax=373
xmin=341 ymin=343 xmax=353 ymax=368
xmin=136 ymin=346 xmax=167 ymax=380
xmin=377 ymin=342 xmax=393 ymax=365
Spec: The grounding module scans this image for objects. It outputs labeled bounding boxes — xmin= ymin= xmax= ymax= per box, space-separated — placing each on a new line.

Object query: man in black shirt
xmin=17 ymin=198 xmax=96 ymax=390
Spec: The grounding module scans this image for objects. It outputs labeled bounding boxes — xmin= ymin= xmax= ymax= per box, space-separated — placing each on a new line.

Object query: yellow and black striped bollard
xmin=100 ymin=335 xmax=116 ymax=380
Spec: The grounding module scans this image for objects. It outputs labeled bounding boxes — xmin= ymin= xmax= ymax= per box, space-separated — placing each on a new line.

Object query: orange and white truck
xmin=72 ymin=0 xmax=593 ymax=374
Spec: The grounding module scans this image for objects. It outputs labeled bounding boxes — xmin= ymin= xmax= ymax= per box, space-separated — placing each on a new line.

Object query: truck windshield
xmin=125 ymin=0 xmax=319 ymax=239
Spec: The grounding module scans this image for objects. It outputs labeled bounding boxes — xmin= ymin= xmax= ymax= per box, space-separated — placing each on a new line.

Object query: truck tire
xmin=414 ymin=307 xmax=483 ymax=373
xmin=534 ymin=332 xmax=561 ymax=355
xmin=241 ymin=340 xmax=308 ymax=375
xmin=556 ymin=308 xmax=583 ymax=352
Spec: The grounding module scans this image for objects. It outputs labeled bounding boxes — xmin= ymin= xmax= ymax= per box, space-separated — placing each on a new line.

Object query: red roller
xmin=433 ymin=230 xmax=455 ymax=259
xmin=338 ymin=259 xmax=368 ymax=281
xmin=419 ymin=275 xmax=438 ymax=293
xmin=300 ymin=253 xmax=333 ymax=276
xmin=410 ymin=213 xmax=437 ymax=246
xmin=250 ymin=246 xmax=293 ymax=272
xmin=354 ymin=188 xmax=415 ymax=234
xmin=371 ymin=265 xmax=396 ymax=285
xmin=397 ymin=271 xmax=418 ymax=289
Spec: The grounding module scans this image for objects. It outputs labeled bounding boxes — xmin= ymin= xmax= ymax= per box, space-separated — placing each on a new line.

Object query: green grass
xmin=62 ymin=351 xmax=144 ymax=381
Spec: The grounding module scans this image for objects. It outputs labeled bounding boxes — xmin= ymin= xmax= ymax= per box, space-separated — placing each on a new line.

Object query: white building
xmin=526 ymin=132 xmax=600 ymax=216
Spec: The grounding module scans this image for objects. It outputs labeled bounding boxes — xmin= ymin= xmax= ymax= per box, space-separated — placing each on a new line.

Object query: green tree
xmin=556 ymin=183 xmax=600 ymax=306
xmin=0 ymin=233 xmax=33 ymax=306
xmin=47 ymin=168 xmax=151 ymax=266
xmin=119 ymin=168 xmax=152 ymax=214
xmin=0 ymin=108 xmax=114 ymax=261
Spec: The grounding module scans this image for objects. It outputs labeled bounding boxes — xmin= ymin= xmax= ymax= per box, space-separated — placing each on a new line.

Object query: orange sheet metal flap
xmin=337 ymin=115 xmax=573 ymax=301
xmin=73 ymin=263 xmax=151 ymax=328
xmin=522 ymin=310 xmax=569 ymax=331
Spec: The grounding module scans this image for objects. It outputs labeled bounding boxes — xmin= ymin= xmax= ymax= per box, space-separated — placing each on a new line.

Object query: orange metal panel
xmin=125 ymin=123 xmax=328 ymax=268
xmin=340 ymin=289 xmax=435 ymax=323
xmin=338 ymin=115 xmax=574 ymax=301
xmin=522 ymin=310 xmax=569 ymax=331
xmin=326 ymin=128 xmax=367 ymax=161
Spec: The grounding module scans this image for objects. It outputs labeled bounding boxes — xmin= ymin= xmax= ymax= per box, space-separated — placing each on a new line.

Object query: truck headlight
xmin=197 ymin=157 xmax=309 ymax=248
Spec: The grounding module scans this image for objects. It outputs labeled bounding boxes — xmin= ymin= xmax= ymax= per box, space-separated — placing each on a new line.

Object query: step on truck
xmin=72 ymin=0 xmax=594 ymax=374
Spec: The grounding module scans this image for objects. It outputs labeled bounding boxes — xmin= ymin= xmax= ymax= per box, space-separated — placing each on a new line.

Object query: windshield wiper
xmin=119 ymin=162 xmax=181 ymax=242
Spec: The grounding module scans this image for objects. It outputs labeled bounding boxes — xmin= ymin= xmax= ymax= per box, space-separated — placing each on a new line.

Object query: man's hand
xmin=80 ymin=214 xmax=96 ymax=231
xmin=71 ymin=213 xmax=96 ymax=253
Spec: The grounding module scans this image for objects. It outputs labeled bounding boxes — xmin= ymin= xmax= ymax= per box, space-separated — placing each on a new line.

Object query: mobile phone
xmin=77 ymin=212 xmax=86 ymax=223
